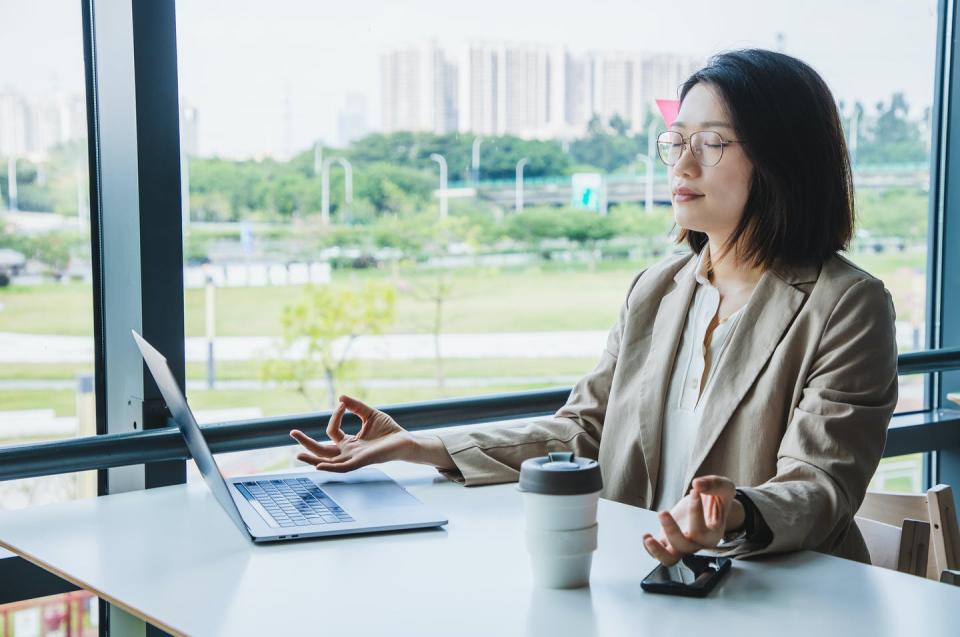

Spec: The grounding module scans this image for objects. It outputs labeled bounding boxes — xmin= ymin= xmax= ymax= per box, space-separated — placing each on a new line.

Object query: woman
xmin=290 ymin=49 xmax=898 ymax=566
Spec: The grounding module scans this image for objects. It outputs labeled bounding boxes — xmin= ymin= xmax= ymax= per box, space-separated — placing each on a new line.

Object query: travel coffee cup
xmin=519 ymin=451 xmax=603 ymax=588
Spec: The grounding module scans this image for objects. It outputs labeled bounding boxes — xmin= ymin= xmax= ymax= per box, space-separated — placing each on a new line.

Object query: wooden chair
xmin=855 ymin=516 xmax=930 ymax=576
xmin=857 ymin=484 xmax=960 ymax=582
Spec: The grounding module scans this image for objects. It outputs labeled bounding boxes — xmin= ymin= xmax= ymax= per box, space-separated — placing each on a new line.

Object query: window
xmin=0 ymin=1 xmax=97 ymax=504
xmin=173 ymin=1 xmax=940 ymax=485
xmin=0 ymin=0 xmax=100 ymax=625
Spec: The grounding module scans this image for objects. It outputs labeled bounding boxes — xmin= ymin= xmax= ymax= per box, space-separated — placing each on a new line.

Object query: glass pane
xmin=870 ymin=454 xmax=925 ymax=494
xmin=0 ymin=591 xmax=99 ymax=637
xmin=176 ymin=1 xmax=938 ymax=477
xmin=0 ymin=472 xmax=100 ymax=629
xmin=0 ymin=1 xmax=97 ymax=504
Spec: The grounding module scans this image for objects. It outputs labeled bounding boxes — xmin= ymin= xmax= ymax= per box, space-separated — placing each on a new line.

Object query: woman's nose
xmin=674 ymin=143 xmax=701 ymax=177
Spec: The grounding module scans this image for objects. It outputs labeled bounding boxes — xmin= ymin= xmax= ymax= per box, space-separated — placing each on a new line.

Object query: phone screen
xmin=641 ymin=554 xmax=732 ymax=597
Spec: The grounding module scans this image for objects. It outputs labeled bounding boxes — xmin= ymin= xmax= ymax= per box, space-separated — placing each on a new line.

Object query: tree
xmin=569 ymin=116 xmax=644 ymax=172
xmin=399 ymin=272 xmax=455 ymax=394
xmin=856 ymin=187 xmax=927 ymax=242
xmin=608 ymin=114 xmax=631 ymax=136
xmin=261 ymin=282 xmax=396 ymax=408
xmin=852 ymin=93 xmax=928 ymax=165
xmin=354 ymin=162 xmax=434 ymax=214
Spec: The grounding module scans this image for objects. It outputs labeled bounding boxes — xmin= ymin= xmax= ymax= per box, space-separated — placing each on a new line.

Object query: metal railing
xmin=0 ymin=349 xmax=959 ymax=483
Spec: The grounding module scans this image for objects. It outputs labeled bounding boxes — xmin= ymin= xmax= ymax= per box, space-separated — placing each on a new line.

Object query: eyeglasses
xmin=656 ymin=131 xmax=744 ymax=167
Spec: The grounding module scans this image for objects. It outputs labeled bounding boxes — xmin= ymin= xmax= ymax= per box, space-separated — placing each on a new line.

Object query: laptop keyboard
xmin=235 ymin=477 xmax=355 ymax=528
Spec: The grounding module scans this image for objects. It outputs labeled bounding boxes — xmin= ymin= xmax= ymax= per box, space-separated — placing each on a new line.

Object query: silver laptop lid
xmin=132 ymin=330 xmax=250 ymax=538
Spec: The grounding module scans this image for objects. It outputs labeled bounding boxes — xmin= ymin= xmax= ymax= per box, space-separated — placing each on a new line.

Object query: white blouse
xmin=652 ymin=250 xmax=746 ymax=511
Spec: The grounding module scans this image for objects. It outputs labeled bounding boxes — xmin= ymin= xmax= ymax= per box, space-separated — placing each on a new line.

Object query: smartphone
xmin=640 ymin=554 xmax=732 ymax=597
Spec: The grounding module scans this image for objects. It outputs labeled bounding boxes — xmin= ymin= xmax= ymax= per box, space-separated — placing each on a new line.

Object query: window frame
xmin=2 ymin=0 xmax=960 ymax=632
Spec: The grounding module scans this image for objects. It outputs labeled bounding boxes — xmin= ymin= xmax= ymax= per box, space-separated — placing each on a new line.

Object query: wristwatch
xmin=723 ymin=489 xmax=773 ymax=546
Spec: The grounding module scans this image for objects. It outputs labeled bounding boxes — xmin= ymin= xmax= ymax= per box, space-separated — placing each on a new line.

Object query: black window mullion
xmin=929 ymin=0 xmax=960 ymax=500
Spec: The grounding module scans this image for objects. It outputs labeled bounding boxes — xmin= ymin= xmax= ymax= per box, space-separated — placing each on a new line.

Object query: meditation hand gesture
xmin=289 ymin=395 xmax=416 ymax=473
xmin=641 ymin=476 xmax=745 ymax=566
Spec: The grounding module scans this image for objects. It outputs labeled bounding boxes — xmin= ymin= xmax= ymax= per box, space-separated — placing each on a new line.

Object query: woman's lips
xmin=674 ymin=193 xmax=704 ymax=202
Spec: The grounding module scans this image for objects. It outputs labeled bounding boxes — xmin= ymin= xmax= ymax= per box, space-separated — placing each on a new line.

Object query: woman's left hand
xmin=642 ymin=475 xmax=744 ymax=566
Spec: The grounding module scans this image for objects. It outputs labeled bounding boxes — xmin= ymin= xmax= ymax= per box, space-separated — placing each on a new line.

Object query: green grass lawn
xmin=0 ymin=248 xmax=927 ymax=337
xmin=0 ymin=381 xmax=561 ymax=421
xmin=0 ymin=262 xmax=646 ymax=337
xmin=184 ymin=262 xmax=646 ymax=336
xmin=0 ymin=357 xmax=598 ymax=382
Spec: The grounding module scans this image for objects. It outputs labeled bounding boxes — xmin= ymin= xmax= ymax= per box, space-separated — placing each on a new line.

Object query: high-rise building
xmin=457 ymin=43 xmax=499 ymax=135
xmin=564 ymin=51 xmax=701 ymax=134
xmin=564 ymin=52 xmax=592 ymax=134
xmin=562 ymin=50 xmax=701 ymax=134
xmin=0 ymin=90 xmax=86 ymax=161
xmin=380 ymin=41 xmax=701 ymax=138
xmin=589 ymin=51 xmax=645 ymax=130
xmin=181 ymin=105 xmax=199 ymax=156
xmin=380 ymin=41 xmax=458 ymax=134
xmin=0 ymin=92 xmax=29 ymax=159
xmin=337 ymin=93 xmax=369 ymax=147
xmin=640 ymin=53 xmax=702 ymax=124
xmin=456 ymin=42 xmax=568 ymax=138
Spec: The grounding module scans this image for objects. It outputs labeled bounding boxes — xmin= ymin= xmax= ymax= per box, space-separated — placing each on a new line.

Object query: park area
xmin=0 ymin=237 xmax=930 ymax=501
xmin=0 ymin=114 xmax=936 ymax=501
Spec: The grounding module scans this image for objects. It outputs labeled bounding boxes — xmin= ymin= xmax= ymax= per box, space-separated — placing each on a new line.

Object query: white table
xmin=0 ymin=462 xmax=956 ymax=636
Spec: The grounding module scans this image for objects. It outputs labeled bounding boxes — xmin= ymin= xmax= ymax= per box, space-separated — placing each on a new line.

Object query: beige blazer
xmin=435 ymin=251 xmax=899 ymax=563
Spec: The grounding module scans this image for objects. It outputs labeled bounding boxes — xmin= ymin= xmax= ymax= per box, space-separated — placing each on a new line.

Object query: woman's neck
xmin=706 ymin=236 xmax=765 ymax=292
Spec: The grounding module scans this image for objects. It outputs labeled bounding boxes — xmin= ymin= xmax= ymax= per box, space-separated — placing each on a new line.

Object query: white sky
xmin=2 ymin=0 xmax=940 ymax=159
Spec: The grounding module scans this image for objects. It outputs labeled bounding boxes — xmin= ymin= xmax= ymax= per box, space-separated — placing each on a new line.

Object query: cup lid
xmin=518 ymin=452 xmax=602 ymax=495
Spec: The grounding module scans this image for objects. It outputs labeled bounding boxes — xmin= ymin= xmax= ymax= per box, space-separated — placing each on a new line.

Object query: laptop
xmin=132 ymin=330 xmax=448 ymax=543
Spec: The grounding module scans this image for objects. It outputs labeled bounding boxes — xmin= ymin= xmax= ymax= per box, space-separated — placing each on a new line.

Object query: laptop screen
xmin=132 ymin=330 xmax=250 ymax=539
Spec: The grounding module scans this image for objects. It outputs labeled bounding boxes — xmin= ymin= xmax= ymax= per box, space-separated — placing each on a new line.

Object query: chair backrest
xmin=858 ymin=484 xmax=960 ymax=580
xmin=855 ymin=516 xmax=930 ymax=576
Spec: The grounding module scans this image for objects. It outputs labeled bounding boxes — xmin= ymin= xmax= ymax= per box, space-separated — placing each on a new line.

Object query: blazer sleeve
xmin=726 ymin=277 xmax=899 ymax=558
xmin=430 ymin=270 xmax=645 ymax=486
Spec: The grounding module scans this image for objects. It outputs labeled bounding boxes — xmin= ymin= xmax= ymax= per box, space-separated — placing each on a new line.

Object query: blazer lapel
xmin=635 ymin=257 xmax=698 ymax=500
xmin=681 ymin=267 xmax=813 ymax=490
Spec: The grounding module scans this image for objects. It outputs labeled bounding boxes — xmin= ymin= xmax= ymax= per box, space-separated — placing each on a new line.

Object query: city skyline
xmin=381 ymin=41 xmax=700 ymax=139
xmin=3 ymin=0 xmax=940 ymax=159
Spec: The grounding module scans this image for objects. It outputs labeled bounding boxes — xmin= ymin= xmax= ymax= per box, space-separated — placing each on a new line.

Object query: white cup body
xmin=522 ymin=491 xmax=600 ymax=531
xmin=522 ymin=490 xmax=601 ymax=588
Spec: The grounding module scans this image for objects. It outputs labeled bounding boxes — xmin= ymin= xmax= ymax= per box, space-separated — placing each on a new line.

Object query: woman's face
xmin=669 ymin=83 xmax=754 ymax=245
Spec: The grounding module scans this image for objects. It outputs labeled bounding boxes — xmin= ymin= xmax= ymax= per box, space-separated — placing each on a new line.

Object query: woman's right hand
xmin=289 ymin=395 xmax=454 ymax=472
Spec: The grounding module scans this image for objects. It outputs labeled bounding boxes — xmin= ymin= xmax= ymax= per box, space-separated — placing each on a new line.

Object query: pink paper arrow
xmin=655 ymin=99 xmax=681 ymax=127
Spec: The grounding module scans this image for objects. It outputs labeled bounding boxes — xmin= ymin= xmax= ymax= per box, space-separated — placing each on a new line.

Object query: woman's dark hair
xmin=676 ymin=49 xmax=854 ymax=268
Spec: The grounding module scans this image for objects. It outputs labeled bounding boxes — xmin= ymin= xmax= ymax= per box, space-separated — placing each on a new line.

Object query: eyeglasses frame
xmin=656 ymin=130 xmax=745 ymax=167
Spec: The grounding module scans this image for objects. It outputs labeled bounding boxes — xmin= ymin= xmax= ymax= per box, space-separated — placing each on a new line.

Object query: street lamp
xmin=337 ymin=158 xmax=353 ymax=223
xmin=320 ymin=157 xmax=353 ymax=225
xmin=181 ymin=150 xmax=190 ymax=227
xmin=204 ymin=267 xmax=216 ymax=389
xmin=645 ymin=119 xmax=662 ymax=214
xmin=515 ymin=157 xmax=529 ymax=212
xmin=471 ymin=137 xmax=483 ymax=184
xmin=647 ymin=119 xmax=660 ymax=165
xmin=430 ymin=153 xmax=448 ymax=219
xmin=6 ymin=156 xmax=17 ymax=212
xmin=848 ymin=107 xmax=861 ymax=168
xmin=635 ymin=154 xmax=654 ymax=214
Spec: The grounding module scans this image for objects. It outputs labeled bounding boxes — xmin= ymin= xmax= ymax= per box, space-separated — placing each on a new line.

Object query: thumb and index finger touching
xmin=290 ymin=394 xmax=376 ymax=447
xmin=691 ymin=475 xmax=736 ymax=530
xmin=692 ymin=475 xmax=736 ymax=498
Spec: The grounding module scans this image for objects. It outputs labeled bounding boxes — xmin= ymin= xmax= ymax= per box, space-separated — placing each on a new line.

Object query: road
xmin=0 ymin=320 xmax=922 ymax=364
xmin=0 ymin=331 xmax=611 ymax=363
